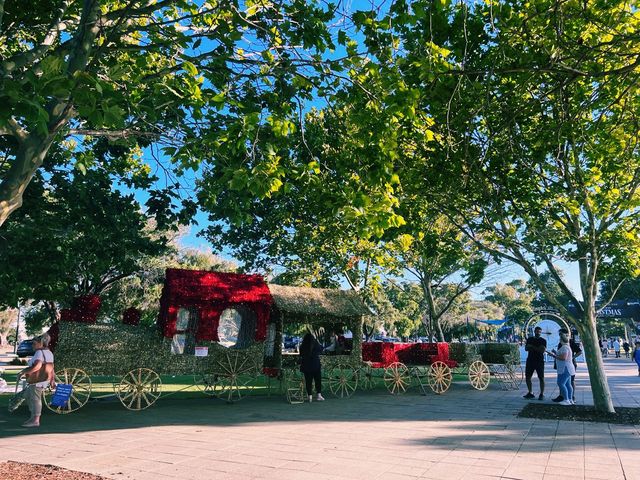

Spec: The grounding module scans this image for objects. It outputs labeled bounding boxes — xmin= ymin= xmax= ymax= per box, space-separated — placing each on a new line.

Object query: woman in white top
xmin=547 ymin=328 xmax=576 ymax=406
xmin=17 ymin=333 xmax=55 ymax=427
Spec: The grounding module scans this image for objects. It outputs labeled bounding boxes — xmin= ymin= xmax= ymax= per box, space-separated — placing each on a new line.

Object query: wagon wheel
xmin=44 ymin=368 xmax=92 ymax=414
xmin=283 ymin=369 xmax=305 ymax=404
xmin=427 ymin=361 xmax=452 ymax=394
xmin=468 ymin=360 xmax=490 ymax=391
xmin=328 ymin=364 xmax=358 ymax=398
xmin=383 ymin=362 xmax=411 ymax=395
xmin=116 ymin=368 xmax=162 ymax=410
xmin=506 ymin=362 xmax=524 ymax=389
xmin=212 ymin=351 xmax=258 ymax=403
xmin=193 ymin=373 xmax=220 ymax=397
xmin=358 ymin=364 xmax=376 ymax=390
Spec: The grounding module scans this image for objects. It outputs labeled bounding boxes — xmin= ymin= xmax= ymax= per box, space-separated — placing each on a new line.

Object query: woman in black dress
xmin=299 ymin=333 xmax=325 ymax=402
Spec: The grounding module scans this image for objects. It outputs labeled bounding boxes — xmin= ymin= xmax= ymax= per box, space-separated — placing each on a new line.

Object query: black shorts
xmin=525 ymin=362 xmax=544 ymax=379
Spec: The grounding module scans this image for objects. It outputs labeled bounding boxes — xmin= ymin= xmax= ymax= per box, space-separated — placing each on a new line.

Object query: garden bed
xmin=0 ymin=461 xmax=107 ymax=479
xmin=518 ymin=403 xmax=640 ymax=425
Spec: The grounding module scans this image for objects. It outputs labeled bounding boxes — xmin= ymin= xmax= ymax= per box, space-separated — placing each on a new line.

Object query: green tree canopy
xmin=0 ymin=0 xmax=348 ymax=227
xmin=0 ymin=161 xmax=168 ymax=316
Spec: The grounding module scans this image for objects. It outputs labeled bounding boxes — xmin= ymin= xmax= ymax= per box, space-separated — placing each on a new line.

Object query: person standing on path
xmin=633 ymin=341 xmax=640 ymax=376
xmin=299 ymin=333 xmax=325 ymax=402
xmin=613 ymin=338 xmax=621 ymax=358
xmin=623 ymin=341 xmax=630 ymax=358
xmin=547 ymin=328 xmax=576 ymax=406
xmin=15 ymin=333 xmax=55 ymax=427
xmin=523 ymin=326 xmax=546 ymax=400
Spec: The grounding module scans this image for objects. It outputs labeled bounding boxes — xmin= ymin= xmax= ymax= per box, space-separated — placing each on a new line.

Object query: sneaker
xmin=523 ymin=393 xmax=535 ymax=399
xmin=559 ymin=400 xmax=572 ymax=406
xmin=21 ymin=421 xmax=39 ymax=428
xmin=552 ymin=396 xmax=564 ymax=403
xmin=538 ymin=394 xmax=544 ymax=401
xmin=308 ymin=395 xmax=313 ymax=403
xmin=316 ymin=393 xmax=325 ymax=401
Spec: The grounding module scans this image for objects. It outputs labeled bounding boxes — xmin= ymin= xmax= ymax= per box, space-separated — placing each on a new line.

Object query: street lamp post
xmin=13 ymin=306 xmax=21 ymax=354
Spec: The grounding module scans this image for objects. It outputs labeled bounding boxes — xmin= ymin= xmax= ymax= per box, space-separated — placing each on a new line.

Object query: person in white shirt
xmin=16 ymin=333 xmax=55 ymax=427
xmin=547 ymin=328 xmax=576 ymax=406
xmin=613 ymin=339 xmax=621 ymax=358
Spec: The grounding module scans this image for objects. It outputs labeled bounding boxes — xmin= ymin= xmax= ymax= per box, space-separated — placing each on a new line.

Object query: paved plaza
xmin=1 ymin=358 xmax=638 ymax=480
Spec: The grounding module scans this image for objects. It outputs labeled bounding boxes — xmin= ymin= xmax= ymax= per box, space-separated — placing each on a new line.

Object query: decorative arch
xmin=524 ymin=310 xmax=572 ymax=350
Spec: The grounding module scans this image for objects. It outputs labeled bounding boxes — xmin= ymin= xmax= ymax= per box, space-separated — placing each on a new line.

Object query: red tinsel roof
xmin=161 ymin=268 xmax=273 ymax=306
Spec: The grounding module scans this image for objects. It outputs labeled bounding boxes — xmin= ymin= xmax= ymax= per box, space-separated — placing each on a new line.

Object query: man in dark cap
xmin=523 ymin=326 xmax=546 ymax=400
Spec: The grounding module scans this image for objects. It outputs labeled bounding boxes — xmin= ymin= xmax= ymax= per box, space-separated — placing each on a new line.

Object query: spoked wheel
xmin=506 ymin=362 xmax=524 ymax=389
xmin=116 ymin=368 xmax=162 ymax=410
xmin=384 ymin=362 xmax=411 ymax=395
xmin=212 ymin=352 xmax=259 ymax=403
xmin=193 ymin=373 xmax=220 ymax=397
xmin=468 ymin=360 xmax=490 ymax=390
xmin=327 ymin=364 xmax=358 ymax=398
xmin=284 ymin=370 xmax=306 ymax=404
xmin=427 ymin=361 xmax=452 ymax=394
xmin=358 ymin=365 xmax=376 ymax=390
xmin=44 ymin=368 xmax=92 ymax=414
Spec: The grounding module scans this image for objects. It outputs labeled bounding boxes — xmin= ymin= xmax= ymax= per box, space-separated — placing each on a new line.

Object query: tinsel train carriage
xmin=46 ymin=269 xmax=518 ymax=413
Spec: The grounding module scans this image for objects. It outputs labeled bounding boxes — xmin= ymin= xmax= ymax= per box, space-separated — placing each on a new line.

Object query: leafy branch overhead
xmin=0 ymin=0 xmax=351 ymax=226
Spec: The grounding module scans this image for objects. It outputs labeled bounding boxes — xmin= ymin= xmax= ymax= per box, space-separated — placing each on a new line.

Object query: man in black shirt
xmin=523 ymin=326 xmax=546 ymax=400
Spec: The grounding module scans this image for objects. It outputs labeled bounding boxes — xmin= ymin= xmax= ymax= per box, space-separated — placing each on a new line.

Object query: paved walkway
xmin=1 ymin=358 xmax=638 ymax=480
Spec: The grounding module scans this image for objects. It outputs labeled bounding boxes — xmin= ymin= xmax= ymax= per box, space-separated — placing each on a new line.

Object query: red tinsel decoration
xmin=362 ymin=341 xmax=457 ymax=368
xmin=262 ymin=367 xmax=280 ymax=378
xmin=122 ymin=307 xmax=141 ymax=326
xmin=60 ymin=295 xmax=101 ymax=324
xmin=47 ymin=322 xmax=60 ymax=352
xmin=158 ymin=269 xmax=273 ymax=342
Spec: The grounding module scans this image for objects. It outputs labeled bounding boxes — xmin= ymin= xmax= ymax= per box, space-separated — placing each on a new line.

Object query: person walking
xmin=299 ymin=333 xmax=325 ymax=402
xmin=613 ymin=338 xmax=621 ymax=358
xmin=623 ymin=341 xmax=630 ymax=358
xmin=633 ymin=341 xmax=640 ymax=377
xmin=600 ymin=339 xmax=609 ymax=357
xmin=551 ymin=334 xmax=581 ymax=403
xmin=523 ymin=326 xmax=546 ymax=400
xmin=15 ymin=333 xmax=55 ymax=427
xmin=547 ymin=328 xmax=575 ymax=406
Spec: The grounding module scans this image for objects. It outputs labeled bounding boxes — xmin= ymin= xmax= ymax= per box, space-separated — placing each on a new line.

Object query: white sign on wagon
xmin=194 ymin=346 xmax=208 ymax=357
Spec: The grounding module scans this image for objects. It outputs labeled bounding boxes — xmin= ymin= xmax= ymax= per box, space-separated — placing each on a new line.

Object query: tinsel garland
xmin=362 ymin=342 xmax=457 ymax=367
xmin=158 ymin=269 xmax=272 ymax=342
xmin=54 ymin=322 xmax=266 ymax=376
xmin=60 ymin=295 xmax=102 ymax=324
xmin=122 ymin=307 xmax=141 ymax=326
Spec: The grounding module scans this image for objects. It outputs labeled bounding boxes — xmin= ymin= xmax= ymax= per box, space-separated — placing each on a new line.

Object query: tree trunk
xmin=0 ymin=332 xmax=6 ymax=346
xmin=421 ymin=311 xmax=432 ymax=340
xmin=43 ymin=301 xmax=60 ymax=325
xmin=0 ymin=136 xmax=54 ymax=227
xmin=579 ymin=311 xmax=615 ymax=413
xmin=435 ymin=318 xmax=445 ymax=342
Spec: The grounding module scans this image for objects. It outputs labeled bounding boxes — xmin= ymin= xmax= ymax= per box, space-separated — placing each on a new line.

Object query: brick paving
xmin=1 ymin=357 xmax=638 ymax=480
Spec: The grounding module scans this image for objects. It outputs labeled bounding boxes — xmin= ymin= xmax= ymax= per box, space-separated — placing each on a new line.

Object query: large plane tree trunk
xmin=0 ymin=135 xmax=54 ymax=227
xmin=578 ymin=306 xmax=615 ymax=413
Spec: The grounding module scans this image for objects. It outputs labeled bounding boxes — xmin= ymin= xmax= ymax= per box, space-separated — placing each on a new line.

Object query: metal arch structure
xmin=524 ymin=309 xmax=572 ymax=347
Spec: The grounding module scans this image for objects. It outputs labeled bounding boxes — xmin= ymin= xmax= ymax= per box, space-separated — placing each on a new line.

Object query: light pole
xmin=13 ymin=306 xmax=21 ymax=354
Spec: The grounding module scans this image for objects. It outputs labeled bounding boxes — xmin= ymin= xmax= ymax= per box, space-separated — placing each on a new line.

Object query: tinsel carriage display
xmin=48 ymin=270 xmax=276 ymax=412
xmin=358 ymin=340 xmax=493 ymax=395
xmin=45 ymin=269 xmax=513 ymax=413
xmin=265 ymin=285 xmax=368 ymax=403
